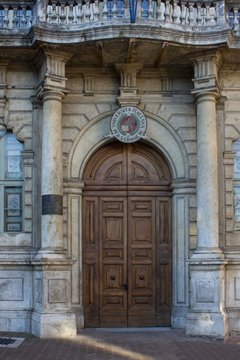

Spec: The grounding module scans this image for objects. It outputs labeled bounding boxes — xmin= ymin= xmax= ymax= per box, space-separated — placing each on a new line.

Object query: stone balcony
xmin=0 ymin=0 xmax=239 ymax=47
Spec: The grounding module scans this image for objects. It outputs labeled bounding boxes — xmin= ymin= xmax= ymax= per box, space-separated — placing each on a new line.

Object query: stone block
xmin=31 ymin=312 xmax=76 ymax=338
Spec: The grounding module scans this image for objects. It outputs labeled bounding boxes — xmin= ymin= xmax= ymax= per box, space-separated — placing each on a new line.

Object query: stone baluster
xmin=112 ymin=0 xmax=118 ymax=19
xmin=172 ymin=0 xmax=180 ymax=24
xmin=148 ymin=0 xmax=154 ymax=20
xmin=94 ymin=0 xmax=100 ymax=21
xmin=84 ymin=0 xmax=91 ymax=21
xmin=196 ymin=3 xmax=202 ymax=26
xmin=68 ymin=1 xmax=75 ymax=23
xmin=50 ymin=1 xmax=58 ymax=24
xmin=21 ymin=6 xmax=28 ymax=29
xmin=59 ymin=3 xmax=66 ymax=23
xmin=165 ymin=0 xmax=170 ymax=22
xmin=3 ymin=6 xmax=9 ymax=29
xmin=46 ymin=2 xmax=52 ymax=23
xmin=76 ymin=2 xmax=83 ymax=23
xmin=157 ymin=0 xmax=163 ymax=21
xmin=188 ymin=2 xmax=194 ymax=25
xmin=180 ymin=1 xmax=187 ymax=24
xmin=103 ymin=0 xmax=108 ymax=19
xmin=205 ymin=4 xmax=211 ymax=24
xmin=12 ymin=6 xmax=18 ymax=29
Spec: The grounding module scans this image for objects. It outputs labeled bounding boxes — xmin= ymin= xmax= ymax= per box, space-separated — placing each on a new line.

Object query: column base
xmin=31 ymin=312 xmax=76 ymax=338
xmin=191 ymin=247 xmax=224 ymax=261
xmin=186 ymin=311 xmax=227 ymax=339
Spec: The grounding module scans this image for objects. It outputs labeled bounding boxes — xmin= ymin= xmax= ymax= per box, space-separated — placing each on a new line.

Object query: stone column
xmin=195 ymin=91 xmax=222 ymax=256
xmin=32 ymin=49 xmax=76 ymax=338
xmin=186 ymin=52 xmax=227 ymax=339
xmin=191 ymin=52 xmax=223 ymax=258
xmin=41 ymin=89 xmax=64 ymax=253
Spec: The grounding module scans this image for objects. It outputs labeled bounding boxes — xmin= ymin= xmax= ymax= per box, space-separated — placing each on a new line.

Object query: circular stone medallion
xmin=111 ymin=106 xmax=147 ymax=143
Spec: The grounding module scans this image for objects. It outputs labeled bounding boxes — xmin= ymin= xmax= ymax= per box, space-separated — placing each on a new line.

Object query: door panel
xmin=83 ymin=142 xmax=172 ymax=327
xmin=128 ymin=197 xmax=156 ymax=326
xmin=82 ymin=197 xmax=99 ymax=327
xmin=99 ymin=197 xmax=128 ymax=326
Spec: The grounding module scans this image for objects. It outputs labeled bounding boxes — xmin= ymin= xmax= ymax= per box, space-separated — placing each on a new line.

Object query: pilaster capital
xmin=115 ymin=63 xmax=143 ymax=87
xmin=191 ymin=50 xmax=222 ymax=98
xmin=115 ymin=63 xmax=143 ymax=106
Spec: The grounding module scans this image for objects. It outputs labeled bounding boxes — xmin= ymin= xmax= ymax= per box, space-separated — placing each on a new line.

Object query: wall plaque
xmin=42 ymin=194 xmax=63 ymax=215
xmin=111 ymin=106 xmax=147 ymax=143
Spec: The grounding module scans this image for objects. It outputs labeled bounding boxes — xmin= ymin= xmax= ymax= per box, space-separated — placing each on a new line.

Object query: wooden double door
xmin=83 ymin=142 xmax=172 ymax=327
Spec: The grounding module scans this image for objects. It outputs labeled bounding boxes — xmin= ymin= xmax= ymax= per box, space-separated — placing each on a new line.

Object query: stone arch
xmin=68 ymin=111 xmax=189 ymax=181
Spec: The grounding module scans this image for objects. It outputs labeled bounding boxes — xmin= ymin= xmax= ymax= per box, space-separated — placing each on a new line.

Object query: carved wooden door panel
xmin=127 ymin=196 xmax=156 ymax=326
xmin=83 ymin=142 xmax=172 ymax=327
xmin=99 ymin=196 xmax=128 ymax=327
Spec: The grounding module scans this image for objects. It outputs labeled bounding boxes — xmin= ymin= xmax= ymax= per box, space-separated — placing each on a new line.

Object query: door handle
xmin=123 ymin=283 xmax=128 ymax=291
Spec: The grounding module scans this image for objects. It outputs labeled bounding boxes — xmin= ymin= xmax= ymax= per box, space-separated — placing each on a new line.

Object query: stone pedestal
xmin=31 ymin=261 xmax=76 ymax=338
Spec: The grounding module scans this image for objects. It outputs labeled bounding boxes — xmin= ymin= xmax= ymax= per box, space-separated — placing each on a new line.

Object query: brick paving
xmin=0 ymin=329 xmax=239 ymax=360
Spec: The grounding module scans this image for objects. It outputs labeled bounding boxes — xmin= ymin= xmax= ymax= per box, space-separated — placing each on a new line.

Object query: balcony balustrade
xmin=45 ymin=0 xmax=225 ymax=26
xmin=0 ymin=1 xmax=238 ymax=36
xmin=0 ymin=2 xmax=33 ymax=29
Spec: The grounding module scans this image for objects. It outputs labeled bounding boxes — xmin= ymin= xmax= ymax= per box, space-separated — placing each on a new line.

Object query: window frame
xmin=0 ymin=133 xmax=24 ymax=233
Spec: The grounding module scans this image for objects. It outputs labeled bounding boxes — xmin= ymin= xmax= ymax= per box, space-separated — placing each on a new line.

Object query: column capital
xmin=37 ymin=88 xmax=66 ymax=102
xmin=36 ymin=47 xmax=72 ymax=98
xmin=191 ymin=50 xmax=222 ymax=97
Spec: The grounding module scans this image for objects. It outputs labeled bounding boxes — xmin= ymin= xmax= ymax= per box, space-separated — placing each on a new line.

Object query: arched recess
xmin=66 ymin=112 xmax=191 ymax=330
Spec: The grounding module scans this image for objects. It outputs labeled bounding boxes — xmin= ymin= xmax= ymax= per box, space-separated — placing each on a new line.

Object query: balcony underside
xmin=0 ymin=37 xmax=240 ymax=70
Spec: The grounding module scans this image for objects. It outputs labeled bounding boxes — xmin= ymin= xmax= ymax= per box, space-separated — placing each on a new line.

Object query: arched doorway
xmin=82 ymin=141 xmax=172 ymax=327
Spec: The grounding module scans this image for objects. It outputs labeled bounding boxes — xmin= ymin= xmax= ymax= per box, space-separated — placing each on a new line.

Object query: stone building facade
xmin=0 ymin=0 xmax=240 ymax=338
